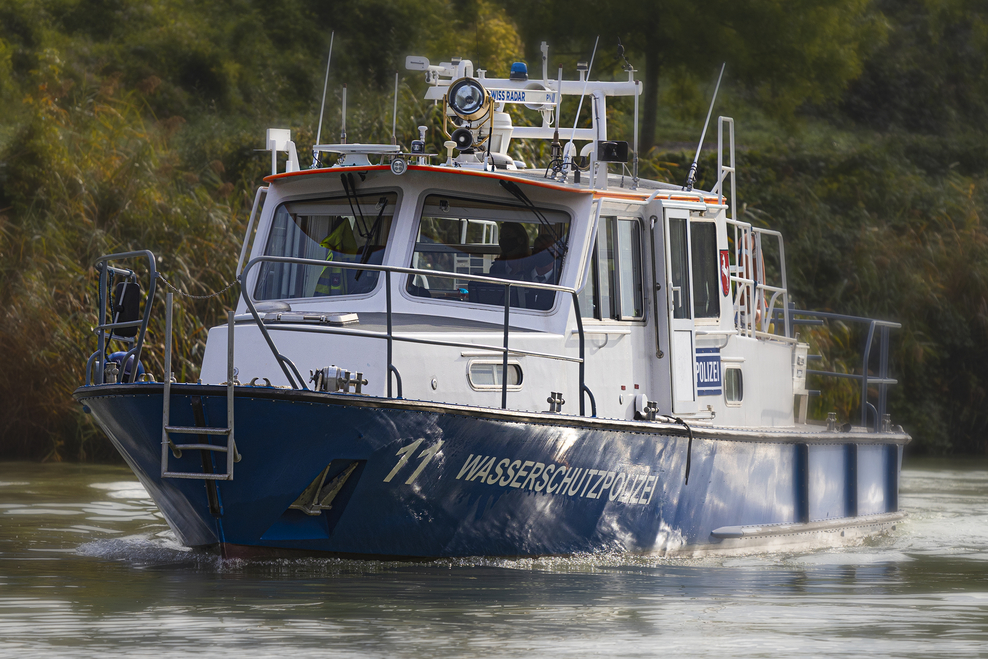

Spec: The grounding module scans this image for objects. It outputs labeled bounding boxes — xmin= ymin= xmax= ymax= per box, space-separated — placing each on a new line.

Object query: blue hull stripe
xmin=76 ymin=384 xmax=906 ymax=558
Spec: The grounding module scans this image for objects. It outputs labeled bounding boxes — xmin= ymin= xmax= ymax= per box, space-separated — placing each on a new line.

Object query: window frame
xmin=402 ymin=189 xmax=574 ymax=312
xmin=724 ymin=367 xmax=743 ymax=406
xmin=580 ymin=215 xmax=646 ymax=322
xmin=467 ymin=359 xmax=524 ymax=391
xmin=614 ymin=217 xmax=645 ymax=321
xmin=252 ymin=188 xmax=402 ymax=302
xmin=689 ymin=218 xmax=721 ymax=326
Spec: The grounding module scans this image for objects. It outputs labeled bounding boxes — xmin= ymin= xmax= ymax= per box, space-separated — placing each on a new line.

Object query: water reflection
xmin=1 ymin=459 xmax=987 ymax=658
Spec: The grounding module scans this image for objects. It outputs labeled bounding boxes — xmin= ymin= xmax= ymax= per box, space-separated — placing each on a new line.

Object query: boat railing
xmin=86 ymin=250 xmax=158 ymax=385
xmin=239 ymin=255 xmax=598 ymax=417
xmin=718 ymin=117 xmax=793 ymax=343
xmin=713 ymin=116 xmax=736 ymax=213
xmin=235 ymin=186 xmax=268 ymax=277
xmin=753 ymin=228 xmax=791 ymax=339
xmin=783 ymin=307 xmax=901 ymax=431
xmin=726 ymin=220 xmax=791 ymax=341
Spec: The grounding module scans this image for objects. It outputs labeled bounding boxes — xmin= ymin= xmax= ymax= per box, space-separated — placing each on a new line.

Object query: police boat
xmin=75 ymin=47 xmax=909 ymax=558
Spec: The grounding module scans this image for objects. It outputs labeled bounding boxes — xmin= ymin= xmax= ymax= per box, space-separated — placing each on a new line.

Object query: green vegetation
xmin=1 ymin=0 xmax=986 ymax=459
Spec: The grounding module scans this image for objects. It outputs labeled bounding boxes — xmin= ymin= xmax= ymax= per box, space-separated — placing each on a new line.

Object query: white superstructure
xmin=197 ymin=49 xmax=819 ymax=432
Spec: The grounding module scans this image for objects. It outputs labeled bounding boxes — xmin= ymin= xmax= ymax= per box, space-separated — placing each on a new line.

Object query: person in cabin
xmin=476 ymin=221 xmax=531 ymax=307
xmin=314 ymin=217 xmax=359 ymax=296
xmin=488 ymin=222 xmax=531 ymax=279
xmin=526 ymin=232 xmax=562 ymax=310
xmin=528 ymin=232 xmax=559 ymax=283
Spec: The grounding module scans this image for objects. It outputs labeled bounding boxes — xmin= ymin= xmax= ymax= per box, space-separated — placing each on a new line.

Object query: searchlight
xmin=447 ymin=78 xmax=491 ymax=121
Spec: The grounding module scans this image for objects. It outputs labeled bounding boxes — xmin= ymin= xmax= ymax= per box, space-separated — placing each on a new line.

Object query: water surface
xmin=1 ymin=459 xmax=986 ymax=658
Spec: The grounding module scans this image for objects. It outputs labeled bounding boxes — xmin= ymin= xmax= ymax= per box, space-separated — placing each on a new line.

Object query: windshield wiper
xmin=340 ymin=173 xmax=371 ymax=238
xmin=498 ymin=179 xmax=567 ymax=258
xmin=355 ymin=196 xmax=388 ymax=281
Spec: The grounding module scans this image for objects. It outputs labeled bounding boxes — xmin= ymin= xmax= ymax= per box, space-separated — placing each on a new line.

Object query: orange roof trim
xmin=264 ymin=164 xmax=593 ymax=194
xmin=263 ymin=164 xmax=723 ymax=204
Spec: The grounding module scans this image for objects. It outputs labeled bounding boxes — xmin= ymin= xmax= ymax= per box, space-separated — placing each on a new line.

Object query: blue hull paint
xmin=76 ymin=384 xmax=905 ymax=558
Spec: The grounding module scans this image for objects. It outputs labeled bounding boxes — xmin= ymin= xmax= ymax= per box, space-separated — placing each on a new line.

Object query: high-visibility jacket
xmin=315 ymin=219 xmax=359 ymax=296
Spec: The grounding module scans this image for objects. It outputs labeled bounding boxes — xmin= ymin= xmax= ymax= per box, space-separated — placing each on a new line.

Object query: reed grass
xmin=3 ymin=0 xmax=988 ymax=458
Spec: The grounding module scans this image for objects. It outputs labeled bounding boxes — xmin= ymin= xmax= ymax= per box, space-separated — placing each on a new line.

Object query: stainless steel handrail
xmin=88 ymin=250 xmax=158 ymax=385
xmin=792 ymin=309 xmax=901 ymax=431
xmin=236 ymin=187 xmax=268 ymax=277
xmin=239 ymin=255 xmax=595 ymax=416
xmin=725 ymin=220 xmax=791 ymax=340
xmin=257 ymin=324 xmax=584 ymax=363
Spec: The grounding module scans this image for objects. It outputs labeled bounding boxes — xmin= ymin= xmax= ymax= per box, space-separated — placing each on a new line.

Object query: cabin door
xmin=663 ymin=208 xmax=698 ymax=413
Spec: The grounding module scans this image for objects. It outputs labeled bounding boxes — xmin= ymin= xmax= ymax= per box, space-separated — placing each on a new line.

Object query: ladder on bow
xmin=161 ymin=294 xmax=240 ymax=481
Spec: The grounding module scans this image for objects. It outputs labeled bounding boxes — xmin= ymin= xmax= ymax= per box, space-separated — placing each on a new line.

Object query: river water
xmin=1 ymin=459 xmax=986 ymax=658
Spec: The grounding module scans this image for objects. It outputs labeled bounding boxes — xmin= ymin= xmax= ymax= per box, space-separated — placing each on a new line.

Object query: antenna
xmin=312 ymin=31 xmax=335 ymax=168
xmin=550 ymin=66 xmax=563 ymax=165
xmin=684 ymin=63 xmax=726 ymax=192
xmin=341 ymin=83 xmax=347 ymax=144
xmin=555 ymin=66 xmax=564 ymax=128
xmin=564 ymin=36 xmax=599 ymax=176
xmin=391 ymin=72 xmax=399 ymax=146
xmin=632 ymin=79 xmax=640 ymax=188
xmin=615 ymin=37 xmax=641 ymax=188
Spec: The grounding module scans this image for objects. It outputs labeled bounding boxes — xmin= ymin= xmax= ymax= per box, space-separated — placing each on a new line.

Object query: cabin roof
xmin=264 ymin=164 xmax=723 ymax=205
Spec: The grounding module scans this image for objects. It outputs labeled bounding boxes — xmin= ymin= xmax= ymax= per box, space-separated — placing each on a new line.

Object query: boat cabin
xmin=198 ymin=53 xmax=801 ymax=430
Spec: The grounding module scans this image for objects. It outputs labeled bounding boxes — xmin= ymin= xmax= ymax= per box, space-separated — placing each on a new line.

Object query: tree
xmin=843 ymin=0 xmax=988 ymax=133
xmin=513 ymin=0 xmax=884 ymax=148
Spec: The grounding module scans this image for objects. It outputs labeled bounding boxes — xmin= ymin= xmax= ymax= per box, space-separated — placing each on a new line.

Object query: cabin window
xmin=598 ymin=218 xmax=616 ymax=318
xmin=577 ymin=248 xmax=599 ymax=318
xmin=617 ymin=219 xmax=644 ymax=318
xmin=468 ymin=360 xmax=523 ymax=390
xmin=253 ymin=192 xmax=398 ymax=300
xmin=406 ymin=194 xmax=570 ymax=310
xmin=581 ymin=217 xmax=644 ymax=320
xmin=690 ymin=221 xmax=720 ymax=319
xmin=725 ymin=367 xmax=743 ymax=404
xmin=668 ymin=217 xmax=691 ymax=320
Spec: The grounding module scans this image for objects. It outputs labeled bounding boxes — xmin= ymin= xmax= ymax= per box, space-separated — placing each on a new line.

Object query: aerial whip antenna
xmin=684 ymin=62 xmax=725 ymax=192
xmin=617 ymin=38 xmax=641 ymax=188
xmin=617 ymin=38 xmax=633 ymax=71
xmin=391 ymin=71 xmax=400 ymax=145
xmin=546 ymin=65 xmax=564 ymax=178
xmin=554 ymin=66 xmax=564 ymax=131
xmin=341 ymin=83 xmax=347 ymax=144
xmin=312 ymin=32 xmax=335 ymax=168
xmin=563 ymin=36 xmax=600 ymax=178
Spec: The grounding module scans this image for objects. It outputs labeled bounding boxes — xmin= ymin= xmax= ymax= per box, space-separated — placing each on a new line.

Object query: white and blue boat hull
xmin=76 ymin=383 xmax=906 ymax=558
